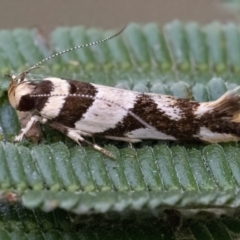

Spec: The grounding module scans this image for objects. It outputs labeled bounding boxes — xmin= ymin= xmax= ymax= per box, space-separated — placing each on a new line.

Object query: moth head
xmin=7 ymin=73 xmax=35 ymax=109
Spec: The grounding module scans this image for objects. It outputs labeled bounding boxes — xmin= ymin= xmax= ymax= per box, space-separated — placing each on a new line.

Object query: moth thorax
xmin=8 ymin=76 xmax=35 ymax=109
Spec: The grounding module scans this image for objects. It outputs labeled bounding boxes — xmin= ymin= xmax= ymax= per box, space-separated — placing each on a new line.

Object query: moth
xmin=7 ymin=27 xmax=240 ymax=158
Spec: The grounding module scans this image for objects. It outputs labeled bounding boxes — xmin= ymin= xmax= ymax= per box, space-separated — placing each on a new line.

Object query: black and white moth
xmin=7 ymin=27 xmax=240 ymax=158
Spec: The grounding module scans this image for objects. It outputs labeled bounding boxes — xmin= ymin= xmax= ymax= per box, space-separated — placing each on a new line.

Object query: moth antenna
xmin=26 ymin=27 xmax=125 ymax=73
xmin=13 ymin=27 xmax=125 ymax=83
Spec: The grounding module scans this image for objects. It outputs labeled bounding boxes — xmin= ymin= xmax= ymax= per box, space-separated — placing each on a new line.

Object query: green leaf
xmin=0 ymin=205 xmax=239 ymax=239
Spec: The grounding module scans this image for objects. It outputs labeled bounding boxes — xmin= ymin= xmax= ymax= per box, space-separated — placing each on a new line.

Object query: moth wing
xmin=201 ymin=86 xmax=240 ymax=121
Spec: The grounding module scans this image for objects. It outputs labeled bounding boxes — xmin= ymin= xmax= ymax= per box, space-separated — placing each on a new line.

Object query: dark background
xmin=0 ymin=0 xmax=236 ymax=32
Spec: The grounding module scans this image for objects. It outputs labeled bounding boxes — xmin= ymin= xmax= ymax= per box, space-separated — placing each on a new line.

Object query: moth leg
xmin=104 ymin=135 xmax=141 ymax=143
xmin=17 ymin=111 xmax=42 ymax=143
xmin=67 ymin=129 xmax=116 ymax=158
xmin=48 ymin=122 xmax=115 ymax=159
xmin=15 ymin=115 xmax=43 ymax=142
